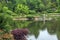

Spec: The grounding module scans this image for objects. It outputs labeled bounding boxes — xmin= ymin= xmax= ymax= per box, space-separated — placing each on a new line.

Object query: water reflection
xmin=37 ymin=29 xmax=58 ymax=40
xmin=27 ymin=35 xmax=36 ymax=40
xmin=26 ymin=20 xmax=60 ymax=40
xmin=27 ymin=29 xmax=58 ymax=40
xmin=14 ymin=20 xmax=60 ymax=40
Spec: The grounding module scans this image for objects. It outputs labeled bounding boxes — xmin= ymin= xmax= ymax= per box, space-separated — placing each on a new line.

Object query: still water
xmin=15 ymin=20 xmax=60 ymax=40
xmin=21 ymin=20 xmax=60 ymax=40
xmin=27 ymin=29 xmax=58 ymax=40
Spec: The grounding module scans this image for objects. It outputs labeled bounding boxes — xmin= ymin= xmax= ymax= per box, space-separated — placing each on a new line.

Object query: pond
xmin=12 ymin=20 xmax=60 ymax=40
xmin=19 ymin=20 xmax=60 ymax=40
xmin=27 ymin=29 xmax=58 ymax=40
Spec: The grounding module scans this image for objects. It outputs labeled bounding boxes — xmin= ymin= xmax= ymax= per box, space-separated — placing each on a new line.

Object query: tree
xmin=15 ymin=4 xmax=29 ymax=15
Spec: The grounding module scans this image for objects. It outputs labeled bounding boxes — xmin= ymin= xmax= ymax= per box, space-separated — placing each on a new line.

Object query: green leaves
xmin=0 ymin=0 xmax=60 ymax=14
xmin=3 ymin=6 xmax=8 ymax=12
xmin=0 ymin=0 xmax=60 ymax=34
xmin=15 ymin=4 xmax=29 ymax=15
xmin=0 ymin=14 xmax=6 ymax=30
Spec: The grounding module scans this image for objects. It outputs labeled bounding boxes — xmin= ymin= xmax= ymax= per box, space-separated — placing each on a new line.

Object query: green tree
xmin=15 ymin=4 xmax=29 ymax=15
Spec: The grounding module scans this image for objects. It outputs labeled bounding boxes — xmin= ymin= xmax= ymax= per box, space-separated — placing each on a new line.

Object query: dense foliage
xmin=0 ymin=0 xmax=60 ymax=15
xmin=0 ymin=0 xmax=60 ymax=33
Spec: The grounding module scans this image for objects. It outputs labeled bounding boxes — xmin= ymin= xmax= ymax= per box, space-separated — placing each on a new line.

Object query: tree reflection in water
xmin=26 ymin=20 xmax=60 ymax=40
xmin=37 ymin=29 xmax=58 ymax=40
xmin=14 ymin=20 xmax=60 ymax=40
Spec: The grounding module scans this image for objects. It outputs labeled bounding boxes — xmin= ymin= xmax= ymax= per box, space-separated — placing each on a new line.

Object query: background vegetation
xmin=0 ymin=0 xmax=60 ymax=39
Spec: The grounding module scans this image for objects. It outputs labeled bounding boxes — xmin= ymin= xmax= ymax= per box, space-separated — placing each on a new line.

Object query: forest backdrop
xmin=0 ymin=0 xmax=60 ymax=33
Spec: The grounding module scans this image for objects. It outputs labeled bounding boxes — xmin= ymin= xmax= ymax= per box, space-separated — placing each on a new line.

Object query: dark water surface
xmin=27 ymin=29 xmax=58 ymax=40
xmin=16 ymin=20 xmax=60 ymax=40
xmin=22 ymin=20 xmax=60 ymax=40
